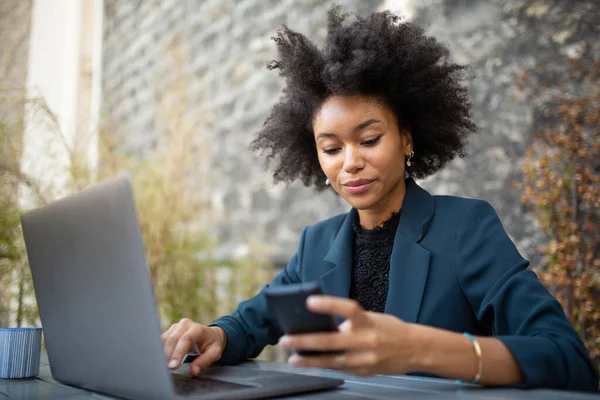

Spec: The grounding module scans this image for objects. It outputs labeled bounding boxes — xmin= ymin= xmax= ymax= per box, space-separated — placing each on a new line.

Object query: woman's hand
xmin=278 ymin=295 xmax=418 ymax=376
xmin=162 ymin=318 xmax=228 ymax=376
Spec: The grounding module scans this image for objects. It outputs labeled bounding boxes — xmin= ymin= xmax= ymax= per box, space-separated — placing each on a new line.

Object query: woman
xmin=162 ymin=7 xmax=598 ymax=391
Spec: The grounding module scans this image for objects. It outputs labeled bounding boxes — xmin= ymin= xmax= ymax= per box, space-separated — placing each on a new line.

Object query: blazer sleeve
xmin=209 ymin=227 xmax=307 ymax=365
xmin=456 ymin=200 xmax=598 ymax=392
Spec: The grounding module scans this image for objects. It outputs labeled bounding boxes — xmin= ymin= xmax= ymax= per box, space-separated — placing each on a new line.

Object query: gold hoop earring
xmin=406 ymin=150 xmax=415 ymax=167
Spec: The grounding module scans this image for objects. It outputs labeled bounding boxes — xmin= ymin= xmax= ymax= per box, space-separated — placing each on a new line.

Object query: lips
xmin=342 ymin=179 xmax=375 ymax=195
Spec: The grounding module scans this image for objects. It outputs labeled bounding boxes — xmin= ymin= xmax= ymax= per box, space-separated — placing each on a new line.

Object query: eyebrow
xmin=317 ymin=118 xmax=382 ymax=140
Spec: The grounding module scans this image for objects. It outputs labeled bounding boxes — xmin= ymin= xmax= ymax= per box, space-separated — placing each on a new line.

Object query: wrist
xmin=405 ymin=323 xmax=433 ymax=373
xmin=211 ymin=326 xmax=228 ymax=350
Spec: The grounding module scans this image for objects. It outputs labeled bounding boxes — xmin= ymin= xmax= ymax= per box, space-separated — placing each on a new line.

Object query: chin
xmin=343 ymin=196 xmax=380 ymax=211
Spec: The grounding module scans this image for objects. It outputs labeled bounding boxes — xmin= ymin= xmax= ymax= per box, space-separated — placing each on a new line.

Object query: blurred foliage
xmin=0 ymin=84 xmax=276 ymax=358
xmin=515 ymin=58 xmax=600 ymax=369
xmin=0 ymin=89 xmax=37 ymax=328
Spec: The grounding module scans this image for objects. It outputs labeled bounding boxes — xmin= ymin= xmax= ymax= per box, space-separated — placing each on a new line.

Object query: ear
xmin=403 ymin=131 xmax=414 ymax=153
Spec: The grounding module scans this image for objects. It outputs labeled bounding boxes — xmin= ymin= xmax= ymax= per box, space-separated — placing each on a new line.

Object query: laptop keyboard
xmin=172 ymin=374 xmax=251 ymax=396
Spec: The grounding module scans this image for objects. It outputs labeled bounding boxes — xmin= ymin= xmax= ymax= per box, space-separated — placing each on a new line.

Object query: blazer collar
xmin=321 ymin=178 xmax=435 ymax=323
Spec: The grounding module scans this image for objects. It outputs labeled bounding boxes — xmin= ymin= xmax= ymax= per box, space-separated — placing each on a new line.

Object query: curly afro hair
xmin=251 ymin=6 xmax=477 ymax=190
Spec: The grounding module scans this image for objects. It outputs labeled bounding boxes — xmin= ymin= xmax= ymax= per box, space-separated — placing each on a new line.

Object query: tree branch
xmin=0 ymin=160 xmax=47 ymax=205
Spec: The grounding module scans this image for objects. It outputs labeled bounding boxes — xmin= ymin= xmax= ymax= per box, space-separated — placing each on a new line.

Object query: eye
xmin=362 ymin=135 xmax=382 ymax=146
xmin=322 ymin=147 xmax=340 ymax=155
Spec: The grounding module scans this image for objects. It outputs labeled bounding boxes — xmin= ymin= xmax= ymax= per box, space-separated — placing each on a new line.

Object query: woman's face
xmin=312 ymin=95 xmax=412 ymax=212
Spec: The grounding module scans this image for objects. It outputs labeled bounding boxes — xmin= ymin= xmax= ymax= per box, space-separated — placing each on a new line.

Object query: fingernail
xmin=168 ymin=359 xmax=179 ymax=369
xmin=288 ymin=355 xmax=301 ymax=366
xmin=191 ymin=366 xmax=199 ymax=375
xmin=306 ymin=296 xmax=319 ymax=306
xmin=279 ymin=336 xmax=291 ymax=347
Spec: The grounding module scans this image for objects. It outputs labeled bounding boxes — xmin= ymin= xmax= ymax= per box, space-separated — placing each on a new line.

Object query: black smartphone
xmin=264 ymin=281 xmax=340 ymax=356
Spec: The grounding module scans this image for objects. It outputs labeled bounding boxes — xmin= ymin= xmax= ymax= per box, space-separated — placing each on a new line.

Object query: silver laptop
xmin=20 ymin=174 xmax=343 ymax=400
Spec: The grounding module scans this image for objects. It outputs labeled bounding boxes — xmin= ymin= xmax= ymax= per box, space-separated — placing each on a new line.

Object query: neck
xmin=358 ymin=179 xmax=407 ymax=229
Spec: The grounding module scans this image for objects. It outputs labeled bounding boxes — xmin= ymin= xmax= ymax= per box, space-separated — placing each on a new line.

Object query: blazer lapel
xmin=320 ymin=179 xmax=434 ymax=324
xmin=384 ymin=179 xmax=434 ymax=323
xmin=321 ymin=209 xmax=356 ymax=323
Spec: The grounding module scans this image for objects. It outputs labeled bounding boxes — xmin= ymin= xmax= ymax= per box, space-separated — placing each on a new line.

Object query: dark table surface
xmin=0 ymin=351 xmax=597 ymax=399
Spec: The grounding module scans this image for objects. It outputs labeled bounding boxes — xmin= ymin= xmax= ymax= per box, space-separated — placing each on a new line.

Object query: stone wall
xmin=101 ymin=0 xmax=600 ymax=266
xmin=0 ymin=0 xmax=31 ymax=96
xmin=101 ymin=0 xmax=377 ymax=264
xmin=0 ymin=0 xmax=32 ymax=130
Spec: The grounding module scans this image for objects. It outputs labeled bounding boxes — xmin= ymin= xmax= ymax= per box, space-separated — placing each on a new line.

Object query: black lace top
xmin=349 ymin=211 xmax=401 ymax=313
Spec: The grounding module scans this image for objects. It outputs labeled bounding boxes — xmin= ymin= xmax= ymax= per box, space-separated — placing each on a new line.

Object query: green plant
xmin=0 ymin=30 xmax=276 ymax=358
xmin=0 ymin=89 xmax=38 ymax=328
xmin=516 ymin=59 xmax=600 ymax=367
xmin=0 ymin=92 xmax=275 ymax=353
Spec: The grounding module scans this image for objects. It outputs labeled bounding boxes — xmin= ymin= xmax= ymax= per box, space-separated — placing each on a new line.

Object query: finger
xmin=164 ymin=319 xmax=191 ymax=360
xmin=279 ymin=331 xmax=370 ymax=352
xmin=161 ymin=324 xmax=177 ymax=345
xmin=306 ymin=296 xmax=367 ymax=323
xmin=288 ymin=351 xmax=377 ymax=372
xmin=168 ymin=331 xmax=196 ymax=369
xmin=190 ymin=346 xmax=222 ymax=376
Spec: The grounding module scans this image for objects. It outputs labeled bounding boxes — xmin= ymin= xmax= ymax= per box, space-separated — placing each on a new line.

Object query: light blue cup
xmin=0 ymin=327 xmax=42 ymax=379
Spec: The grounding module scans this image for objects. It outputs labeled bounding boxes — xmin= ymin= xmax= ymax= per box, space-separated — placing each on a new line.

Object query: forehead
xmin=313 ymin=95 xmax=393 ymax=130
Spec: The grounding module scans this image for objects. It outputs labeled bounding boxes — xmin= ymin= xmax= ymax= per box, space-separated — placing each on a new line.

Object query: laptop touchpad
xmin=201 ymin=366 xmax=280 ymax=382
xmin=172 ymin=373 xmax=259 ymax=396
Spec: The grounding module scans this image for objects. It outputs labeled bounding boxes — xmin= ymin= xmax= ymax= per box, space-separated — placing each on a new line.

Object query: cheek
xmin=317 ymin=153 xmax=342 ymax=177
xmin=367 ymin=146 xmax=404 ymax=177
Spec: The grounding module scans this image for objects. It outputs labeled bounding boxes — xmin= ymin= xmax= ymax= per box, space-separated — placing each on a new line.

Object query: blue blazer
xmin=212 ymin=179 xmax=598 ymax=391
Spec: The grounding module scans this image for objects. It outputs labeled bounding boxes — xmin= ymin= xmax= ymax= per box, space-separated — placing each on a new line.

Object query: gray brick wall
xmin=101 ymin=0 xmax=600 ymax=266
xmin=0 ymin=0 xmax=32 ymax=120
xmin=101 ymin=0 xmax=374 ymax=263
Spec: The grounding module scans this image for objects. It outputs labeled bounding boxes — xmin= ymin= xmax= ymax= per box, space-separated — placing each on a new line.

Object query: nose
xmin=343 ymin=145 xmax=365 ymax=173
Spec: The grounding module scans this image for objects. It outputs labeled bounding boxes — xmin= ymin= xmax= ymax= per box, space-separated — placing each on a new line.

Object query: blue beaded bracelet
xmin=455 ymin=332 xmax=482 ymax=385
